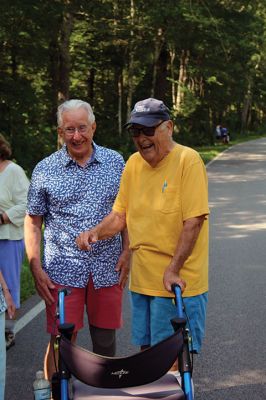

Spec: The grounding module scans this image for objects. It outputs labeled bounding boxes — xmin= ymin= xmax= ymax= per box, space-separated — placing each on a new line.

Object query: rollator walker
xmin=52 ymin=284 xmax=194 ymax=400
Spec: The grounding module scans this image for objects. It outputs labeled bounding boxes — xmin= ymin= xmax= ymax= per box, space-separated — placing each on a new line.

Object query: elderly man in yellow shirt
xmin=76 ymin=98 xmax=209 ymax=358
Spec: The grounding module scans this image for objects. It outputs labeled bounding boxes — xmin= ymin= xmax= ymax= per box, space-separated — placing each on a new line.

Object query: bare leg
xmin=169 ymin=359 xmax=178 ymax=371
xmin=140 ymin=345 xmax=150 ymax=351
xmin=44 ymin=335 xmax=57 ymax=381
xmin=44 ymin=332 xmax=77 ymax=381
xmin=89 ymin=325 xmax=116 ymax=356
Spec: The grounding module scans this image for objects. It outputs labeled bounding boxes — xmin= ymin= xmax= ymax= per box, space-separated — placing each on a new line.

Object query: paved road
xmin=194 ymin=138 xmax=266 ymax=399
xmin=6 ymin=138 xmax=266 ymax=399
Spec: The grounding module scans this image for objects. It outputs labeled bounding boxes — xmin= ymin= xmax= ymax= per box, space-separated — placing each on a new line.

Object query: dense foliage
xmin=0 ymin=0 xmax=265 ymax=173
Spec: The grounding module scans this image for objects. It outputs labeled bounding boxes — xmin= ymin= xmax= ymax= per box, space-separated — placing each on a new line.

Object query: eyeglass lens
xmin=64 ymin=125 xmax=88 ymax=135
xmin=127 ymin=121 xmax=164 ymax=137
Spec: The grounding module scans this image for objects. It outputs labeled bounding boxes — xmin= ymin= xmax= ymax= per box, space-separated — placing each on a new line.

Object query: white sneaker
xmin=174 ymin=371 xmax=182 ymax=386
xmin=169 ymin=372 xmax=194 ymax=398
xmin=168 ymin=371 xmax=182 ymax=386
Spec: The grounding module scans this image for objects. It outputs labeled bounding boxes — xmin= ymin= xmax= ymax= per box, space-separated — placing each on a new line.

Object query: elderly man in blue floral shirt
xmin=25 ymin=99 xmax=130 ymax=382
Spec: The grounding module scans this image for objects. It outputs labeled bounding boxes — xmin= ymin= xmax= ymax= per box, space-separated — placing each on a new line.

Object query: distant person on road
xmin=0 ymin=133 xmax=29 ymax=350
xmin=221 ymin=126 xmax=230 ymax=144
xmin=0 ymin=270 xmax=16 ymax=400
xmin=215 ymin=125 xmax=222 ymax=140
xmin=216 ymin=124 xmax=229 ymax=144
xmin=24 ymin=99 xmax=130 ymax=381
xmin=76 ymin=98 xmax=209 ymax=371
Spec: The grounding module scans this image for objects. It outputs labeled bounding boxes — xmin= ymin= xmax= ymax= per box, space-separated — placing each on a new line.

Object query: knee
xmin=89 ymin=325 xmax=116 ymax=357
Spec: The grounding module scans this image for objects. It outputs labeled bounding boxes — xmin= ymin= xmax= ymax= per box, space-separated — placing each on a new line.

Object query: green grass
xmin=20 ymin=258 xmax=36 ymax=303
xmin=197 ymin=146 xmax=227 ymax=164
xmin=20 ymin=132 xmax=266 ymax=303
xmin=196 ymin=132 xmax=266 ymax=164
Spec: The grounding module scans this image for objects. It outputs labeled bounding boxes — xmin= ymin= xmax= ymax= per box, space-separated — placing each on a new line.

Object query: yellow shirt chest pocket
xmin=158 ymin=188 xmax=180 ymax=214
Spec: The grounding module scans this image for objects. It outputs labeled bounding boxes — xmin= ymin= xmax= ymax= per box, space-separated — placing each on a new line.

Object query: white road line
xmin=14 ymin=300 xmax=45 ymax=334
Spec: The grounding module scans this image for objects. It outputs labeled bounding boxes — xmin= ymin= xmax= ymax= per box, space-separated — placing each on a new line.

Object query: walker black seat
xmin=60 ymin=329 xmax=185 ymax=399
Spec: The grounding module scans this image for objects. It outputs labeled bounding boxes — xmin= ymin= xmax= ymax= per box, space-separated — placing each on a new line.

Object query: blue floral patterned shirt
xmin=0 ymin=285 xmax=7 ymax=314
xmin=26 ymin=143 xmax=125 ymax=289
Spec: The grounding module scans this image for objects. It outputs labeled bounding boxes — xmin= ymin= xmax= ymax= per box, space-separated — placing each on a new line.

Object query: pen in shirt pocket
xmin=162 ymin=180 xmax=167 ymax=193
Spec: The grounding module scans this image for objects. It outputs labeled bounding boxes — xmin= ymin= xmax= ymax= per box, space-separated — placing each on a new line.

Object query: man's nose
xmin=72 ymin=128 xmax=82 ymax=138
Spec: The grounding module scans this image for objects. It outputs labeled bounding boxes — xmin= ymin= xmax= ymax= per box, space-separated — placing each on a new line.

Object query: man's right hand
xmin=76 ymin=229 xmax=99 ymax=250
xmin=31 ymin=267 xmax=55 ymax=305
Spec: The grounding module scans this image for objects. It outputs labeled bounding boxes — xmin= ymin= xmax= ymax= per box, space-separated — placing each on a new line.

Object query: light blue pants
xmin=0 ymin=311 xmax=6 ymax=400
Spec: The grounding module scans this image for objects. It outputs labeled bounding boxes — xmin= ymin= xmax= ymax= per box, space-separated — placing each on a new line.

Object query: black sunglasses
xmin=127 ymin=121 xmax=165 ymax=137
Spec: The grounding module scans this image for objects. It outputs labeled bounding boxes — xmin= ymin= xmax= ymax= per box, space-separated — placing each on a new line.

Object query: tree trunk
xmin=175 ymin=50 xmax=189 ymax=112
xmin=118 ymin=71 xmax=123 ymax=136
xmin=154 ymin=41 xmax=168 ymax=101
xmin=87 ymin=68 xmax=95 ymax=105
xmin=126 ymin=0 xmax=135 ymax=120
xmin=58 ymin=12 xmax=73 ymax=102
xmin=48 ymin=35 xmax=60 ymax=127
xmin=241 ymin=80 xmax=253 ymax=133
xmin=151 ymin=28 xmax=164 ymax=98
xmin=169 ymin=47 xmax=176 ymax=106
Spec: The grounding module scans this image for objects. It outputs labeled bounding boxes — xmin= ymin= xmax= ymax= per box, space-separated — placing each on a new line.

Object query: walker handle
xmin=171 ymin=283 xmax=185 ymax=319
xmin=58 ymin=288 xmax=71 ymax=325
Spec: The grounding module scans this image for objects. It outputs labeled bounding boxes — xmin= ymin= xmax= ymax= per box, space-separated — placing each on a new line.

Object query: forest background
xmin=1 ymin=0 xmax=266 ymax=174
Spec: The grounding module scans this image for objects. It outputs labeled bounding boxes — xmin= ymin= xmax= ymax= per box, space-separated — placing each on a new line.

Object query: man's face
xmin=132 ymin=121 xmax=174 ymax=167
xmin=58 ymin=108 xmax=96 ymax=163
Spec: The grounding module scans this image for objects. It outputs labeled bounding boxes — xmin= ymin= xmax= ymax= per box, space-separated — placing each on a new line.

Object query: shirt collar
xmin=60 ymin=142 xmax=104 ymax=167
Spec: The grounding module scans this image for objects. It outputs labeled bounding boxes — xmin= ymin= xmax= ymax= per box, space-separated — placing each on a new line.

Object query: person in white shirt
xmin=0 ymin=134 xmax=29 ymax=349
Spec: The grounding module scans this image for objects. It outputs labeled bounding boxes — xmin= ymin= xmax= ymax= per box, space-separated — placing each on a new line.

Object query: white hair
xmin=57 ymin=99 xmax=95 ymax=127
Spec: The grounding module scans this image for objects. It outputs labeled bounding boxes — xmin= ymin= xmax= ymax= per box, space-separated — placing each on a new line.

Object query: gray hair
xmin=57 ymin=99 xmax=95 ymax=127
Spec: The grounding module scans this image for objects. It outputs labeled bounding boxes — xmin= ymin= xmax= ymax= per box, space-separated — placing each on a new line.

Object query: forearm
xmin=163 ymin=216 xmax=205 ymax=293
xmin=168 ymin=216 xmax=205 ymax=274
xmin=0 ymin=271 xmax=16 ymax=317
xmin=121 ymin=227 xmax=130 ymax=251
xmin=76 ymin=211 xmax=127 ymax=251
xmin=0 ymin=271 xmax=9 ymax=292
xmin=24 ymin=215 xmax=43 ymax=271
xmin=95 ymin=211 xmax=126 ymax=240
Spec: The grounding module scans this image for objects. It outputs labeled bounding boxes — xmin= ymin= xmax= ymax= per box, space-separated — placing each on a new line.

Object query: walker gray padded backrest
xmin=60 ymin=329 xmax=183 ymax=389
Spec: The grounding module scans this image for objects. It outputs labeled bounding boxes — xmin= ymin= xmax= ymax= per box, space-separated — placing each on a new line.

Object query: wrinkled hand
xmin=115 ymin=249 xmax=131 ymax=289
xmin=163 ymin=268 xmax=186 ymax=293
xmin=31 ymin=267 xmax=55 ymax=305
xmin=4 ymin=290 xmax=16 ymax=319
xmin=76 ymin=229 xmax=99 ymax=251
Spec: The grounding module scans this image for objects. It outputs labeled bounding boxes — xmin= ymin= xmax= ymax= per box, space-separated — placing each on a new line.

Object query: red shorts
xmin=46 ymin=278 xmax=123 ymax=335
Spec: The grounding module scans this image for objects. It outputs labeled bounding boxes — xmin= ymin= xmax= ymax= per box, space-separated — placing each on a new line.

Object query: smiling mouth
xmin=140 ymin=143 xmax=153 ymax=151
xmin=71 ymin=141 xmax=84 ymax=147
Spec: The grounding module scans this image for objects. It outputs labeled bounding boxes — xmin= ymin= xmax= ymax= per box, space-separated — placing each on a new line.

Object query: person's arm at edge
xmin=115 ymin=227 xmax=131 ymax=288
xmin=76 ymin=210 xmax=126 ymax=250
xmin=163 ymin=215 xmax=206 ymax=292
xmin=0 ymin=271 xmax=16 ymax=319
xmin=24 ymin=214 xmax=55 ymax=305
xmin=1 ymin=167 xmax=29 ymax=227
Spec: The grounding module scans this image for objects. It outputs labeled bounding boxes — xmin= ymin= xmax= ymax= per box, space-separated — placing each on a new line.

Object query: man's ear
xmin=57 ymin=127 xmax=65 ymax=145
xmin=91 ymin=122 xmax=97 ymax=135
xmin=166 ymin=120 xmax=174 ymax=137
xmin=57 ymin=127 xmax=63 ymax=138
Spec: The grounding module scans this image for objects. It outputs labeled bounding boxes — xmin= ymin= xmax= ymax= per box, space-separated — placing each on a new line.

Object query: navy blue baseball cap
xmin=125 ymin=98 xmax=170 ymax=127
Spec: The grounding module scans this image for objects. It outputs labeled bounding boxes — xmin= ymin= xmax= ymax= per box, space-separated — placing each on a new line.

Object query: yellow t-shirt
xmin=113 ymin=143 xmax=209 ymax=298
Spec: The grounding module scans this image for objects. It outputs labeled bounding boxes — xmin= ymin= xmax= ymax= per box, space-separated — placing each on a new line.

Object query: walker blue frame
xmin=54 ymin=284 xmax=194 ymax=400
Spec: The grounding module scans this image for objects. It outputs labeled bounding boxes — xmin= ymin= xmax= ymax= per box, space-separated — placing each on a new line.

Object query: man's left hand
xmin=163 ymin=268 xmax=186 ymax=293
xmin=115 ymin=249 xmax=131 ymax=288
